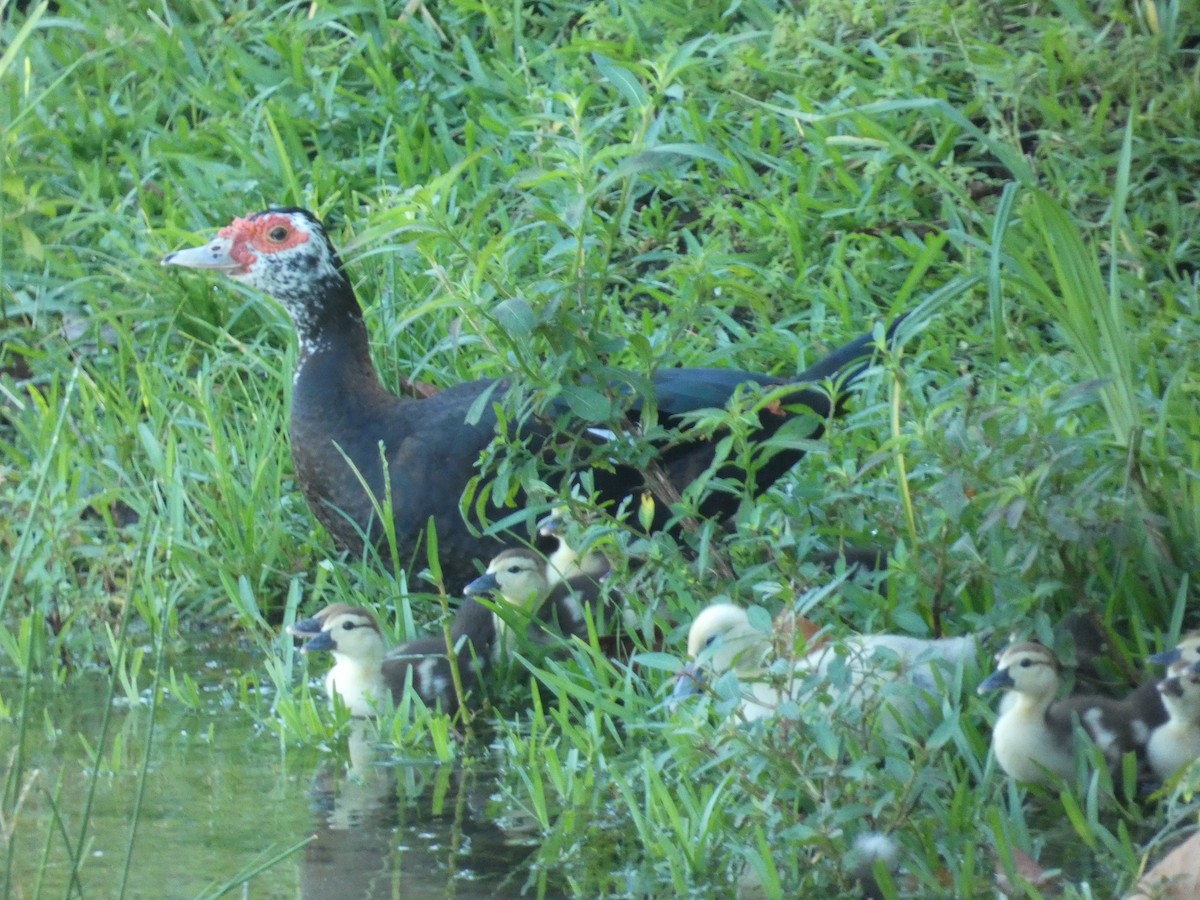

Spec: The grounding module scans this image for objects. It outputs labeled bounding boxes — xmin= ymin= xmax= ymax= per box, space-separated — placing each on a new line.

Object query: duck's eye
xmin=1019 ymin=658 xmax=1034 ymax=668
xmin=341 ymin=621 xmax=357 ymax=631
xmin=703 ymin=635 xmax=718 ymax=649
xmin=267 ymin=226 xmax=289 ymax=242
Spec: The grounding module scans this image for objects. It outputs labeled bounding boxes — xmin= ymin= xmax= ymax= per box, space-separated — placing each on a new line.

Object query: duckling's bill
xmin=978 ymin=667 xmax=1015 ymax=694
xmin=670 ymin=661 xmax=707 ymax=709
xmin=463 ymin=572 xmax=500 ymax=597
xmin=1150 ymin=646 xmax=1182 ymax=667
xmin=301 ymin=631 xmax=336 ymax=654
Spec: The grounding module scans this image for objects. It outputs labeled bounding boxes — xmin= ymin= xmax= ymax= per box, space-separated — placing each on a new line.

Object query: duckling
xmin=536 ymin=511 xmax=612 ymax=588
xmin=1146 ymin=663 xmax=1200 ymax=783
xmin=672 ymin=603 xmax=981 ymax=727
xmin=995 ymin=625 xmax=1194 ymax=733
xmin=291 ymin=605 xmax=470 ymax=716
xmin=289 ymin=602 xmax=353 ymax=637
xmin=978 ymin=642 xmax=1145 ymax=785
xmin=463 ymin=547 xmax=619 ymax=658
xmin=463 ymin=548 xmax=552 ymax=660
xmin=1062 ymin=631 xmax=1200 ymax=741
xmin=1101 ymin=634 xmax=1200 ymax=740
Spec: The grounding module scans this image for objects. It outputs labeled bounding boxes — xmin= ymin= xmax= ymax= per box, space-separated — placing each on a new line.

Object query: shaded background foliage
xmin=2 ymin=0 xmax=1199 ymax=896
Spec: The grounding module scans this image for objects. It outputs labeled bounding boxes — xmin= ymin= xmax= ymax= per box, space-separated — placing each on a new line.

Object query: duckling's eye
xmin=703 ymin=635 xmax=718 ymax=649
xmin=1019 ymin=658 xmax=1034 ymax=668
xmin=267 ymin=225 xmax=289 ymax=242
xmin=341 ymin=621 xmax=357 ymax=631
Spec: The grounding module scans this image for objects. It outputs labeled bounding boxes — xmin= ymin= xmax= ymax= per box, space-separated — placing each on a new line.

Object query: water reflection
xmin=303 ymin=723 xmax=557 ymax=899
xmin=0 ymin=642 xmax=555 ymax=899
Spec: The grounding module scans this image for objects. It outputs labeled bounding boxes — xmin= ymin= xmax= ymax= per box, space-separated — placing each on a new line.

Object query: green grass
xmin=2 ymin=0 xmax=1199 ymax=896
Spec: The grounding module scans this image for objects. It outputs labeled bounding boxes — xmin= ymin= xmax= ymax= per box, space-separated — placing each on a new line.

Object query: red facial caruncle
xmin=217 ymin=212 xmax=310 ymax=273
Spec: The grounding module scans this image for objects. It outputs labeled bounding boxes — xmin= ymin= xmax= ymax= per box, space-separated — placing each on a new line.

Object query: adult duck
xmin=163 ymin=208 xmax=901 ymax=589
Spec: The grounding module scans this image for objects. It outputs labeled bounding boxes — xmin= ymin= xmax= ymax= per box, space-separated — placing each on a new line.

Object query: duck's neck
xmin=492 ymin=587 xmax=550 ymax=657
xmin=284 ymin=271 xmax=393 ymax=398
xmin=1165 ymin=697 xmax=1200 ymax=729
xmin=332 ymin=648 xmax=384 ymax=682
xmin=291 ymin=313 xmax=400 ymax=425
xmin=721 ymin=632 xmax=770 ymax=677
xmin=1008 ymin=688 xmax=1056 ymax=721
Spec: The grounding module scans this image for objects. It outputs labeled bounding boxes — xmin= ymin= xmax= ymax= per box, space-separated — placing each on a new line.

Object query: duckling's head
xmin=685 ymin=604 xmax=773 ymax=674
xmin=978 ymin=642 xmax=1060 ymax=698
xmin=463 ymin=548 xmax=549 ymax=610
xmin=672 ymin=604 xmax=775 ymax=707
xmin=288 ymin=602 xmax=360 ymax=638
xmin=301 ymin=607 xmax=386 ymax=661
xmin=1150 ymin=632 xmax=1200 ymax=671
xmin=537 ymin=509 xmax=611 ymax=584
xmin=1157 ymin=663 xmax=1200 ymax=717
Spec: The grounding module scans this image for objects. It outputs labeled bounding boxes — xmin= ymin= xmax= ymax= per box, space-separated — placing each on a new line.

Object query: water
xmin=0 ymin=639 xmax=553 ymax=900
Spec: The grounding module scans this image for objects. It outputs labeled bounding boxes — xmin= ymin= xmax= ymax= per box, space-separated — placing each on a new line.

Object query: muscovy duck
xmin=463 ymin=546 xmax=620 ymax=656
xmin=1080 ymin=632 xmax=1200 ymax=735
xmin=672 ymin=603 xmax=981 ymax=729
xmin=536 ymin=511 xmax=613 ymax=588
xmin=1146 ymin=662 xmax=1200 ymax=783
xmin=978 ymin=642 xmax=1147 ymax=785
xmin=164 ymin=207 xmax=899 ymax=588
xmin=290 ymin=602 xmax=489 ymax=715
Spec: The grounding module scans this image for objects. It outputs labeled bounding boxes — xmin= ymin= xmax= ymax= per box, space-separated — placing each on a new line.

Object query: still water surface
xmin=0 ymin=639 xmax=553 ymax=899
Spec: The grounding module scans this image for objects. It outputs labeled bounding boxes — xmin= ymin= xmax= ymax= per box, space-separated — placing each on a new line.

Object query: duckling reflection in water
xmin=303 ymin=722 xmax=544 ymax=900
xmin=672 ymin=603 xmax=982 ymax=731
xmin=978 ymin=642 xmax=1148 ymax=785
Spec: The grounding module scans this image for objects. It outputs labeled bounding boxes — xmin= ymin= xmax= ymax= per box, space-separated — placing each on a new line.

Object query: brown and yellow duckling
xmin=290 ymin=604 xmax=479 ymax=716
xmin=1146 ymin=662 xmax=1200 ymax=783
xmin=978 ymin=642 xmax=1149 ymax=785
xmin=463 ymin=547 xmax=621 ymax=657
xmin=536 ymin=511 xmax=613 ymax=589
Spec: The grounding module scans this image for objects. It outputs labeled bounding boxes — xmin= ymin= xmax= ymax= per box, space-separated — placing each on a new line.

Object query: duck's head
xmin=288 ymin=602 xmax=359 ymax=639
xmin=463 ymin=548 xmax=549 ymax=610
xmin=299 ymin=606 xmax=386 ymax=660
xmin=671 ymin=604 xmax=772 ymax=705
xmin=163 ymin=208 xmax=350 ymax=340
xmin=978 ymin=642 xmax=1060 ymax=698
xmin=1158 ymin=661 xmax=1200 ymax=710
xmin=536 ymin=508 xmax=611 ymax=584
